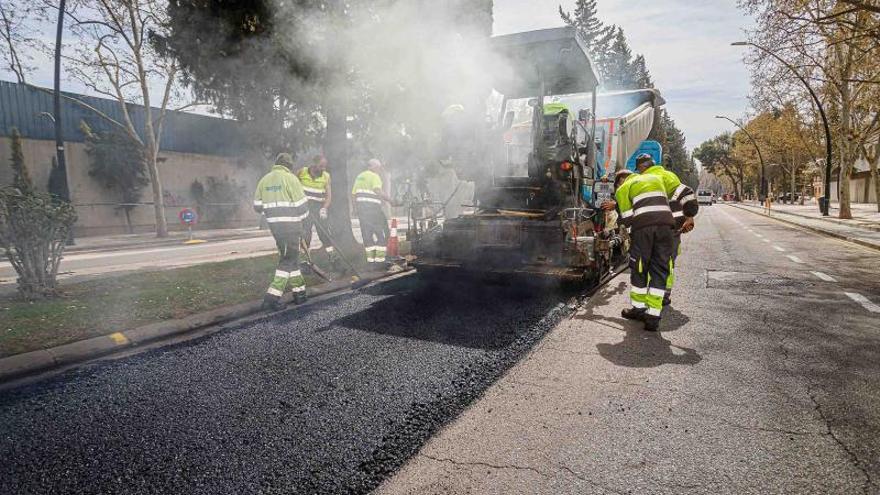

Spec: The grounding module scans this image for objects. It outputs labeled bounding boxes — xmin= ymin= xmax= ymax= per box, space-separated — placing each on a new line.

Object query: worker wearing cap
xmin=253 ymin=152 xmax=309 ymax=310
xmin=602 ymin=163 xmax=675 ymax=331
xmin=637 ymin=154 xmax=699 ymax=306
xmin=351 ymin=159 xmax=394 ymax=267
xmin=296 ymin=155 xmax=339 ymax=266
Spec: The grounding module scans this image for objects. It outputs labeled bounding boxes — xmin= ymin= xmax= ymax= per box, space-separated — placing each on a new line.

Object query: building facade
xmin=0 ymin=81 xmax=262 ymax=236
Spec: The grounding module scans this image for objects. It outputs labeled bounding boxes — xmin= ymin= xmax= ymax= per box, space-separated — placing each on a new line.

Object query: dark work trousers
xmin=357 ymin=203 xmax=389 ymax=263
xmin=264 ymin=225 xmax=305 ymax=304
xmin=303 ymin=202 xmax=334 ymax=252
xmin=628 ymin=225 xmax=675 ymax=317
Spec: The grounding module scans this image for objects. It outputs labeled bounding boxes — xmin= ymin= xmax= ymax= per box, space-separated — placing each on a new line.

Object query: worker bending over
xmin=351 ymin=159 xmax=394 ymax=268
xmin=603 ymin=167 xmax=675 ymax=331
xmin=637 ymin=154 xmax=699 ymax=306
xmin=297 ymin=155 xmax=339 ymax=266
xmin=254 ymin=153 xmax=309 ymax=310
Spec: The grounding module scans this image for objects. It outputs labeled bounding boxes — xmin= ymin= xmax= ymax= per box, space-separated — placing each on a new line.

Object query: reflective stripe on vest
xmin=354 ymin=188 xmax=382 ymax=204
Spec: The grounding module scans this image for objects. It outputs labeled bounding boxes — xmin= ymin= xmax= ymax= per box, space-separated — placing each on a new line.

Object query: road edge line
xmin=0 ymin=269 xmax=414 ymax=385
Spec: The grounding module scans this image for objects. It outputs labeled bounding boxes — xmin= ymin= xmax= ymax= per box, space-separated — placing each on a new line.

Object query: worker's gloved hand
xmin=319 ymin=208 xmax=328 ymax=220
xmin=600 ymin=200 xmax=617 ymax=211
xmin=679 ymin=217 xmax=695 ymax=234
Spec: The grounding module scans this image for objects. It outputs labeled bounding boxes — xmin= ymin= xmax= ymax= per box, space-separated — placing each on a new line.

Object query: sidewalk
xmin=744 ymin=201 xmax=880 ymax=232
xmin=64 ymin=217 xmax=412 ymax=254
xmin=65 ymin=226 xmax=271 ymax=253
xmin=730 ymin=202 xmax=880 ymax=251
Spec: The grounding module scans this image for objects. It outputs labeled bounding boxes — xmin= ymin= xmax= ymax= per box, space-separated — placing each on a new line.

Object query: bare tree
xmin=55 ymin=0 xmax=196 ymax=237
xmin=742 ymin=0 xmax=880 ymax=218
xmin=0 ymin=0 xmax=38 ymax=83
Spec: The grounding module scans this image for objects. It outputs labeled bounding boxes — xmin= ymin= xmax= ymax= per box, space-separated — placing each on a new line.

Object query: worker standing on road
xmin=602 ymin=167 xmax=675 ymax=331
xmin=253 ymin=153 xmax=310 ymax=310
xmin=352 ymin=159 xmax=394 ymax=268
xmin=297 ymin=155 xmax=339 ymax=266
xmin=637 ymin=154 xmax=699 ymax=307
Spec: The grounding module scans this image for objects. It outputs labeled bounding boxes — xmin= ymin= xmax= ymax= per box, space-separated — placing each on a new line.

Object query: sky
xmin=494 ymin=0 xmax=756 ymax=149
xmin=4 ymin=0 xmax=755 ymax=152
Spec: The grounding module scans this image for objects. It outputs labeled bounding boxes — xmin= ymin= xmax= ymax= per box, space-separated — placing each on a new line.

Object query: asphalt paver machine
xmin=410 ymin=27 xmax=663 ymax=287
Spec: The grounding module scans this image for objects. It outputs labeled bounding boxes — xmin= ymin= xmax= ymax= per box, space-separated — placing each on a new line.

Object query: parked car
xmin=697 ymin=190 xmax=714 ymax=206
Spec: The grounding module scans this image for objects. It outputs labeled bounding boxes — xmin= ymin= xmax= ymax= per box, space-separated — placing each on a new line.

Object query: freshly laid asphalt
xmin=0 ymin=273 xmax=572 ymax=494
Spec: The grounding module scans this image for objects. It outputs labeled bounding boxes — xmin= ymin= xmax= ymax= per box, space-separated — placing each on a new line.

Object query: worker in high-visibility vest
xmin=602 ymin=166 xmax=675 ymax=331
xmin=296 ymin=155 xmax=339 ymax=265
xmin=638 ymin=154 xmax=699 ymax=307
xmin=351 ymin=159 xmax=394 ymax=268
xmin=253 ymin=153 xmax=309 ymax=310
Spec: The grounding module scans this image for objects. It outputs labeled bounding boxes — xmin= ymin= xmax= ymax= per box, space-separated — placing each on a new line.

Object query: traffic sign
xmin=178 ymin=208 xmax=198 ymax=225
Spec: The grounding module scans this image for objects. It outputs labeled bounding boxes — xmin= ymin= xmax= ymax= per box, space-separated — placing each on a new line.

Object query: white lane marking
xmin=811 ymin=271 xmax=836 ymax=282
xmin=762 ymin=239 xmax=770 ymax=243
xmin=787 ymin=255 xmax=805 ymax=264
xmin=774 ymin=246 xmax=786 ymax=252
xmin=845 ymin=292 xmax=880 ymax=314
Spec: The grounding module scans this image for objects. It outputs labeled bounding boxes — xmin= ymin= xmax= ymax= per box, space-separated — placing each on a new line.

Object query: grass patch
xmin=0 ymin=254 xmax=335 ymax=358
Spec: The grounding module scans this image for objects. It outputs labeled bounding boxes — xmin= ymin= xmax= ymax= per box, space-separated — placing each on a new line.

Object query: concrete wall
xmin=0 ymin=136 xmax=262 ymax=237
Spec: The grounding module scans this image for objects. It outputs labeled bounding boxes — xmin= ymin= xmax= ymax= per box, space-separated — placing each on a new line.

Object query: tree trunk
xmin=871 ymin=142 xmax=880 ymax=212
xmin=836 ymin=46 xmax=854 ymax=219
xmin=145 ymin=147 xmax=168 ymax=237
xmin=124 ymin=208 xmax=134 ymax=234
xmin=325 ymin=97 xmax=358 ymax=252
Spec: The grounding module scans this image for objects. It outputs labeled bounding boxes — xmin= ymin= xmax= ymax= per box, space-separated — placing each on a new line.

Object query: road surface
xmin=1 ymin=205 xmax=879 ymax=494
xmin=377 ymin=204 xmax=880 ymax=494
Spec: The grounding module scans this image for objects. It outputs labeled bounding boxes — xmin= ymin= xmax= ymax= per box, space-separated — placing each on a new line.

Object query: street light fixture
xmin=715 ymin=115 xmax=767 ymax=201
xmin=732 ymin=41 xmax=833 ymax=216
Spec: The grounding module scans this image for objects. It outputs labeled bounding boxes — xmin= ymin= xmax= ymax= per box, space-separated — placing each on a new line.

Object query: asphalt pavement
xmin=378 ymin=204 xmax=880 ymax=494
xmin=2 ymin=205 xmax=879 ymax=494
xmin=0 ymin=273 xmax=572 ymax=494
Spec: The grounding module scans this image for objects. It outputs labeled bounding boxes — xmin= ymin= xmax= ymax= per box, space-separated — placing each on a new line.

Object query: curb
xmin=0 ymin=269 xmax=412 ymax=385
xmin=729 ymin=204 xmax=880 ymax=252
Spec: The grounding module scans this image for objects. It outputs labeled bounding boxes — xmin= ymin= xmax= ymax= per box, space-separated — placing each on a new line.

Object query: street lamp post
xmin=732 ymin=41 xmax=833 ymax=216
xmin=715 ymin=115 xmax=767 ymax=202
xmin=53 ymin=0 xmax=74 ymax=243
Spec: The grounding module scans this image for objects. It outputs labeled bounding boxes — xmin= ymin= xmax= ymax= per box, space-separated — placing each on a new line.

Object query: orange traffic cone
xmin=387 ymin=218 xmax=399 ymax=258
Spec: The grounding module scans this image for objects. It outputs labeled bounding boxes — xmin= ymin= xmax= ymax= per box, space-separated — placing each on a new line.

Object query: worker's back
xmin=615 ymin=173 xmax=674 ymax=231
xmin=254 ymin=165 xmax=309 ymax=226
xmin=643 ymin=164 xmax=698 ymax=228
xmin=352 ymin=170 xmax=383 ymax=205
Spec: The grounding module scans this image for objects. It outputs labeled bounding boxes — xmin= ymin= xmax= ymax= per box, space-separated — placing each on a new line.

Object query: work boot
xmin=621 ymin=307 xmax=647 ymax=321
xmin=294 ymin=292 xmax=307 ymax=305
xmin=643 ymin=315 xmax=661 ymax=332
xmin=662 ymin=293 xmax=672 ymax=307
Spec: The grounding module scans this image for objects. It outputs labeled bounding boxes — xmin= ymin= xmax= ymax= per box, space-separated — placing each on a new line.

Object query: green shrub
xmin=0 ymin=128 xmax=77 ymax=299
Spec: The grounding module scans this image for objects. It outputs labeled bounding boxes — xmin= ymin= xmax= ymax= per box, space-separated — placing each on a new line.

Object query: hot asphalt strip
xmin=377 ymin=204 xmax=880 ymax=495
xmin=0 ymin=270 xmax=579 ymax=494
